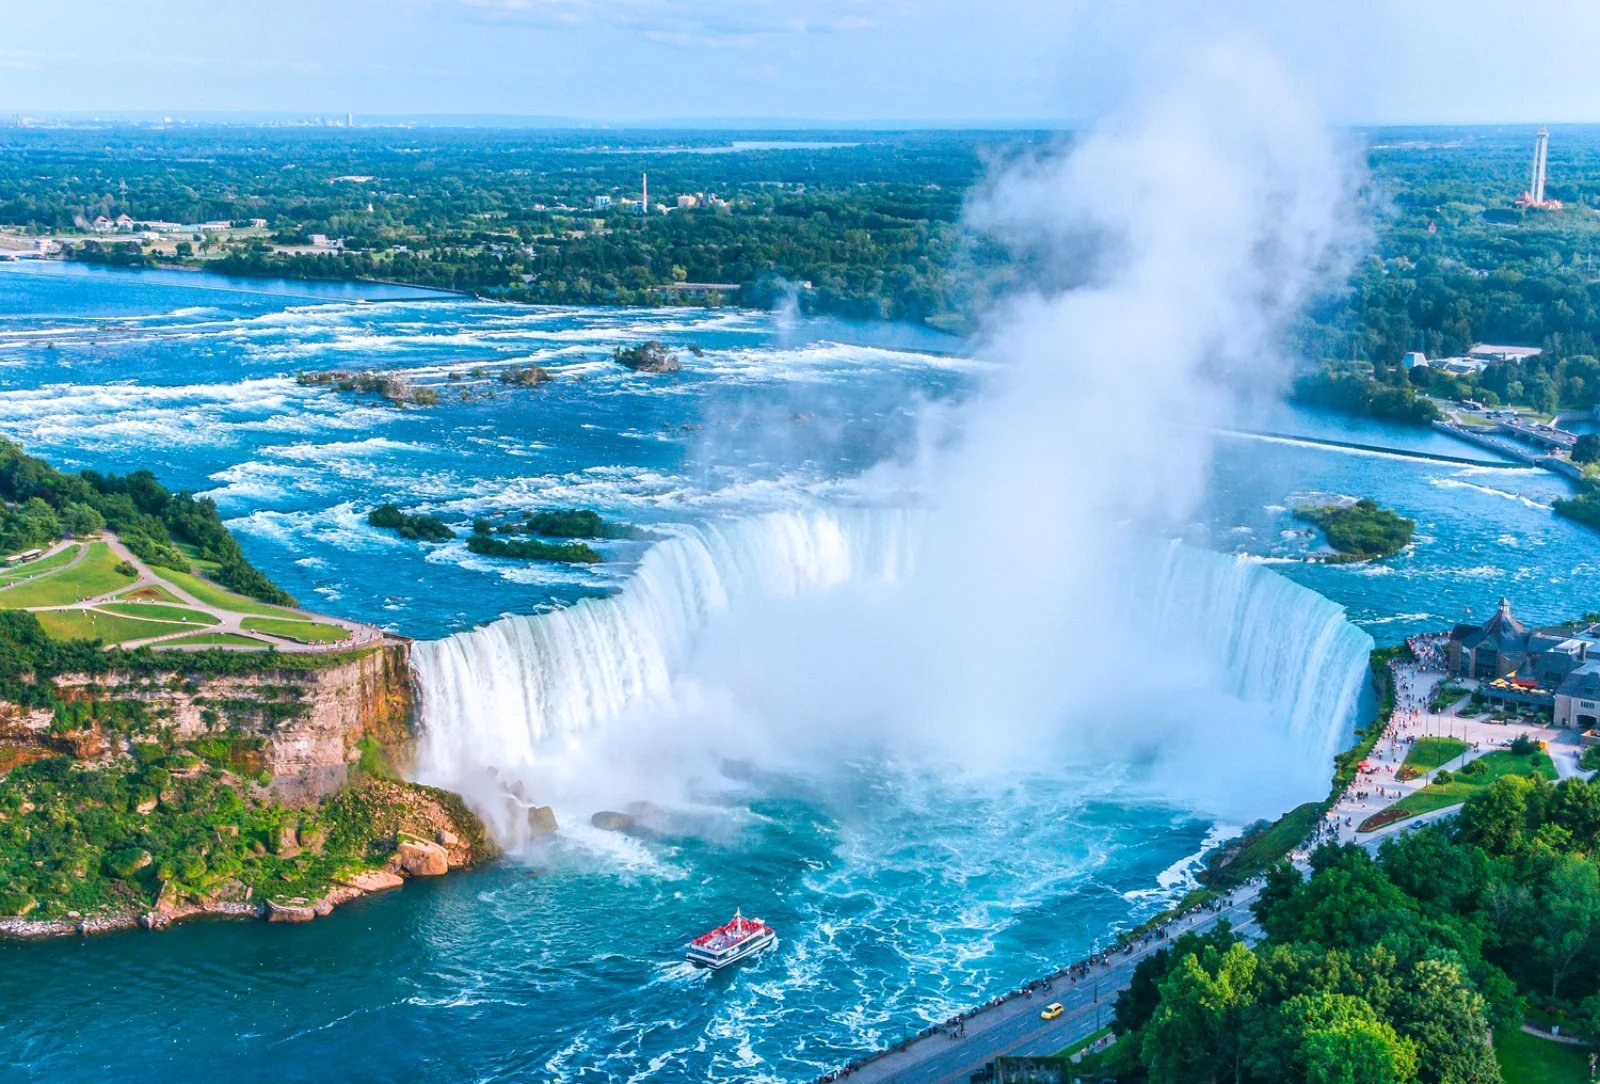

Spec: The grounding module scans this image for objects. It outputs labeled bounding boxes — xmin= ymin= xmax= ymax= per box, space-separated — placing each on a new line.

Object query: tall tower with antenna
xmin=1530 ymin=127 xmax=1549 ymax=204
xmin=1516 ymin=127 xmax=1561 ymax=209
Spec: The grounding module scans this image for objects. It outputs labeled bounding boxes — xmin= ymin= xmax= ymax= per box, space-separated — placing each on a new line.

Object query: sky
xmin=2 ymin=0 xmax=1598 ymax=125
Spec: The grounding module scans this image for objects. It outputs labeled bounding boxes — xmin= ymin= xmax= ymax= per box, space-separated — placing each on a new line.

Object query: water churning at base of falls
xmin=411 ymin=508 xmax=1373 ymax=844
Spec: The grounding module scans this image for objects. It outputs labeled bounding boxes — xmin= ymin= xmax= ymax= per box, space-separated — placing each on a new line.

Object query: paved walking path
xmin=826 ymin=889 xmax=1262 ymax=1084
xmin=11 ymin=532 xmax=386 ymax=653
xmin=823 ymin=653 xmax=1599 ymax=1084
xmin=1305 ymin=662 xmax=1583 ymax=854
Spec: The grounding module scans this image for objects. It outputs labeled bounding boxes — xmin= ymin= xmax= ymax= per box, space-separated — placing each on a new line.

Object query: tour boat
xmin=685 ymin=909 xmax=776 ymax=969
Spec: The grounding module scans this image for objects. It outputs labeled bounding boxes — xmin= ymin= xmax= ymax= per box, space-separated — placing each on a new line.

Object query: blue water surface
xmin=1 ymin=264 xmax=1596 ymax=1083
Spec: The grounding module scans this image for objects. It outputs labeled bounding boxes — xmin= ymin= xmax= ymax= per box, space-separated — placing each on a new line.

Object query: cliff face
xmin=0 ymin=643 xmax=416 ymax=803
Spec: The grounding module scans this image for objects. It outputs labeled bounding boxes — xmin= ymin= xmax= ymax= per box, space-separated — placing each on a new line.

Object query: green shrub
xmin=0 ymin=891 xmax=37 ymax=917
xmin=106 ymin=848 xmax=152 ymax=879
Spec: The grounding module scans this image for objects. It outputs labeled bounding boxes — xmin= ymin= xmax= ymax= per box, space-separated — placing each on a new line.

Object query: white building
xmin=1402 ymin=351 xmax=1428 ymax=370
xmin=592 ymin=195 xmax=613 ymax=209
xmin=1469 ymin=344 xmax=1542 ymax=365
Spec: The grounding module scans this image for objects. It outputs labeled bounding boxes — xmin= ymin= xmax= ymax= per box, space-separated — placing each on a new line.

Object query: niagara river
xmin=0 ymin=263 xmax=1595 ymax=1082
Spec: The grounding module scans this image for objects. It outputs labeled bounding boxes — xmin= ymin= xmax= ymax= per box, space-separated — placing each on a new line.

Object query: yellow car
xmin=1040 ymin=1003 xmax=1064 ymax=1021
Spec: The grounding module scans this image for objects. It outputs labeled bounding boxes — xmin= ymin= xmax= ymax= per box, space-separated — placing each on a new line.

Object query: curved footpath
xmin=4 ymin=531 xmax=387 ymax=653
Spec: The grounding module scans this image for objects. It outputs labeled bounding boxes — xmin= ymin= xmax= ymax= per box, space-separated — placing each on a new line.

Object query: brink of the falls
xmin=411 ymin=509 xmax=1374 ymax=846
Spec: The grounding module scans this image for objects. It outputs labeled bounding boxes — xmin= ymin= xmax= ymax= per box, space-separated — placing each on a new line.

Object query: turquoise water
xmin=0 ymin=264 xmax=1592 ymax=1082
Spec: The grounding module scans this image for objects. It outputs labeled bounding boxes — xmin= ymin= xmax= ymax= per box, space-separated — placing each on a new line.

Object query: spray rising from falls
xmin=416 ymin=42 xmax=1369 ymax=844
xmin=414 ymin=510 xmax=1372 ymax=843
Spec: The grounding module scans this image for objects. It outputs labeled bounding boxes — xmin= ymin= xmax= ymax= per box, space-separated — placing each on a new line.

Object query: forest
xmin=1097 ymin=771 xmax=1600 ymax=1084
xmin=6 ymin=124 xmax=1600 ymax=390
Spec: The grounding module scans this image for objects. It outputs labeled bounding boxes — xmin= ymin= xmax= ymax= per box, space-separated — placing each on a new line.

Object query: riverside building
xmin=1446 ymin=598 xmax=1600 ymax=724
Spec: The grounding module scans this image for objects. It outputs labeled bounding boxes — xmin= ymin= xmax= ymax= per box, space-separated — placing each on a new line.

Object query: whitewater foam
xmin=413 ymin=509 xmax=1373 ymax=844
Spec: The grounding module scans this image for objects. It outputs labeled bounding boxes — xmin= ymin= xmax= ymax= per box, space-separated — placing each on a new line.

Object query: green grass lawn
xmin=1057 ymin=1026 xmax=1112 ymax=1059
xmin=0 ymin=543 xmax=136 ymax=608
xmin=95 ymin=602 xmax=219 ymax=626
xmin=115 ymin=583 xmax=183 ymax=604
xmin=33 ymin=608 xmax=192 ymax=645
xmin=0 ymin=544 xmax=81 ymax=584
xmin=1390 ymin=750 xmax=1558 ymax=818
xmin=154 ymin=632 xmax=272 ymax=648
xmin=158 ymin=567 xmax=301 ymax=619
xmin=240 ymin=616 xmax=350 ymax=643
xmin=1403 ymin=737 xmax=1470 ymax=772
xmin=1494 ymin=1026 xmax=1592 ymax=1083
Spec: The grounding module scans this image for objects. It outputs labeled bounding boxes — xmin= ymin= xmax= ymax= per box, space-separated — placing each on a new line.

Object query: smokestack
xmin=642 ymin=171 xmax=648 ymax=214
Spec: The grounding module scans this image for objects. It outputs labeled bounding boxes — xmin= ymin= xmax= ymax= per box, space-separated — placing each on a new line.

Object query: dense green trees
xmin=0 ymin=439 xmax=291 ymax=606
xmin=1105 ymin=773 xmax=1600 ymax=1082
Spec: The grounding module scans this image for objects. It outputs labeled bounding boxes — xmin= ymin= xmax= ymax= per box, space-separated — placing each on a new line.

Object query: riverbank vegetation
xmin=13 ymin=125 xmax=1600 ymax=349
xmin=1095 ymin=766 xmax=1600 ymax=1083
xmin=520 ymin=509 xmax=632 ymax=539
xmin=1294 ymin=498 xmax=1416 ymax=562
xmin=1555 ymin=467 xmax=1600 ymax=532
xmin=1197 ymin=646 xmax=1403 ymax=894
xmin=0 ymin=746 xmax=489 ymax=924
xmin=0 ymin=439 xmax=291 ymax=607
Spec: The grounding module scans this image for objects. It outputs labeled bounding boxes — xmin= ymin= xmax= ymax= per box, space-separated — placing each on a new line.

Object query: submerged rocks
xmin=613 ymin=341 xmax=681 ymax=373
xmin=590 ymin=810 xmax=636 ymax=832
xmin=397 ymin=838 xmax=450 ymax=876
xmin=527 ymin=806 xmax=559 ymax=835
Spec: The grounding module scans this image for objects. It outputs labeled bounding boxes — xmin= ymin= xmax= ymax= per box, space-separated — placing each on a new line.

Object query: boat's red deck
xmin=690 ymin=915 xmax=772 ymax=955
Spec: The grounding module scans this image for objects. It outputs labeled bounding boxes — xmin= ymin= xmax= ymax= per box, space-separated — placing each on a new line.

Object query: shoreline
xmin=0 ymin=856 xmax=466 ymax=942
xmin=811 ymin=648 xmax=1399 ymax=1081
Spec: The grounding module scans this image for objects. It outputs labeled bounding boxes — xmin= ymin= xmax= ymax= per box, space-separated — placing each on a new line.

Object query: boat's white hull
xmin=686 ymin=929 xmax=776 ymax=969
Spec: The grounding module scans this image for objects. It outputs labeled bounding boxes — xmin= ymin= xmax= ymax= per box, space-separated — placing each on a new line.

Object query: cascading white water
xmin=413 ymin=509 xmax=1373 ymax=841
xmin=1129 ymin=542 xmax=1375 ymax=768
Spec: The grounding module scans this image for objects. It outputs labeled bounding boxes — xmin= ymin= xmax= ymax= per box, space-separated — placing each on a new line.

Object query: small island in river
xmin=1294 ymin=498 xmax=1415 ymax=563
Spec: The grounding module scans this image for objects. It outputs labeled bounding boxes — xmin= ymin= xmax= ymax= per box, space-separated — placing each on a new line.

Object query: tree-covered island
xmin=1295 ymin=499 xmax=1416 ymax=563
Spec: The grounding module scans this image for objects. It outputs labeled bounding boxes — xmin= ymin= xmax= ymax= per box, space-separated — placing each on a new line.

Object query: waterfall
xmin=412 ymin=509 xmax=1373 ymax=837
xmin=1130 ymin=543 xmax=1375 ymax=768
xmin=412 ymin=509 xmax=921 ymax=788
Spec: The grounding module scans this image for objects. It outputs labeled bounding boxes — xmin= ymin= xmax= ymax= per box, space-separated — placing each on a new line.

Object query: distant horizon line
xmin=1 ymin=111 xmax=1596 ymax=133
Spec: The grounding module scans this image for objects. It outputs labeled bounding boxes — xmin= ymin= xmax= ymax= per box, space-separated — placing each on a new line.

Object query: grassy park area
xmin=0 ymin=543 xmax=135 ymax=608
xmin=0 ymin=534 xmax=356 ymax=652
xmin=96 ymin=602 xmax=218 ymax=626
xmin=34 ymin=608 xmax=194 ymax=644
xmin=1402 ymin=736 xmax=1470 ymax=772
xmin=0 ymin=544 xmax=80 ymax=584
xmin=1493 ymin=1027 xmax=1592 ymax=1084
xmin=159 ymin=632 xmax=272 ymax=647
xmin=115 ymin=583 xmax=183 ymax=604
xmin=159 ymin=566 xmax=302 ymax=619
xmin=1361 ymin=748 xmax=1558 ymax=831
xmin=240 ymin=616 xmax=350 ymax=643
